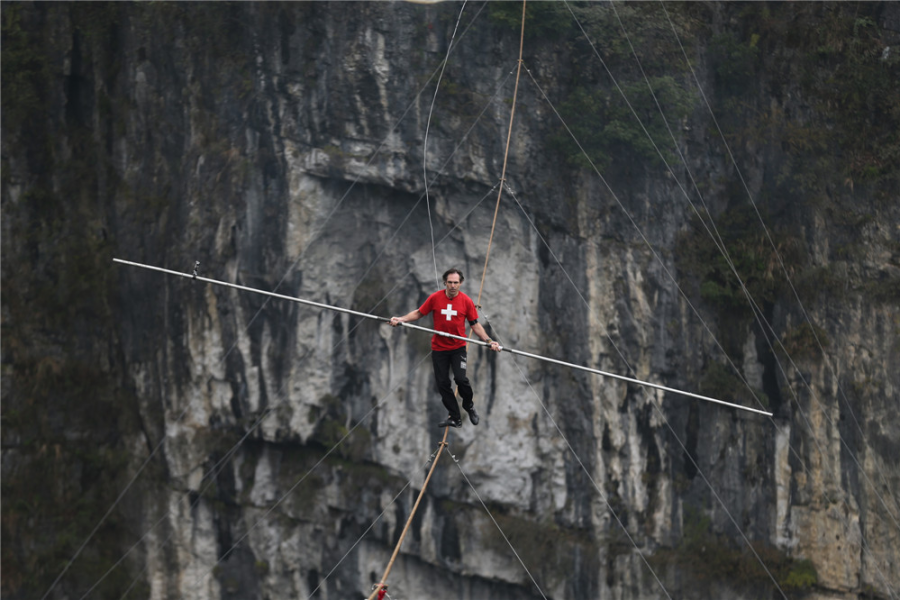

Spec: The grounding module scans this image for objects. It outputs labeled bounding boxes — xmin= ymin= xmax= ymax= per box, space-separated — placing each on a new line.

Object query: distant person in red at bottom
xmin=390 ymin=268 xmax=501 ymax=428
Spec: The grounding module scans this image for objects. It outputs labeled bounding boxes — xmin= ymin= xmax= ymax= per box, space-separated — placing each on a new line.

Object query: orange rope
xmin=475 ymin=0 xmax=527 ymax=309
xmin=366 ymin=428 xmax=449 ymax=600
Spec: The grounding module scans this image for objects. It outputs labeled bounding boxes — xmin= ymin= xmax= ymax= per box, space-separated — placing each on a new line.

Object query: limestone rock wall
xmin=2 ymin=2 xmax=898 ymax=599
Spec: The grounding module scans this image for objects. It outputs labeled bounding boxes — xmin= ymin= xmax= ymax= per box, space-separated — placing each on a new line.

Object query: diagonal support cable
xmin=446 ymin=446 xmax=548 ymax=599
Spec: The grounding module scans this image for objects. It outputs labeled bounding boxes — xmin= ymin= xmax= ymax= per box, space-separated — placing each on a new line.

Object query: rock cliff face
xmin=2 ymin=2 xmax=899 ymax=599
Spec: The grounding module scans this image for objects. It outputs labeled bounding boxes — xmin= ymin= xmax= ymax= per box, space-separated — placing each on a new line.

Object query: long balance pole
xmin=112 ymin=258 xmax=772 ymax=417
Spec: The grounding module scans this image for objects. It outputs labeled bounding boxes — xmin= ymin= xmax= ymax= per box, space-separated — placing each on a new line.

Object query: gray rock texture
xmin=2 ymin=2 xmax=898 ymax=599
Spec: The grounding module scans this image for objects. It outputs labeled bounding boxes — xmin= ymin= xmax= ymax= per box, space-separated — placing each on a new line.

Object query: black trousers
xmin=432 ymin=347 xmax=474 ymax=421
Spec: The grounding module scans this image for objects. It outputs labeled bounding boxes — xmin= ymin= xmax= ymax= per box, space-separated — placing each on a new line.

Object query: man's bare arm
xmin=471 ymin=322 xmax=500 ymax=352
xmin=390 ymin=309 xmax=423 ymax=327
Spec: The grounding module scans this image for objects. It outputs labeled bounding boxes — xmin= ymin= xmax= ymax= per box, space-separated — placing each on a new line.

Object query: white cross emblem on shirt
xmin=440 ymin=303 xmax=458 ymax=321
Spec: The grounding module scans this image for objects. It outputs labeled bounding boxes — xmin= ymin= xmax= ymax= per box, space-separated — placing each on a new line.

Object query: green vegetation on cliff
xmin=652 ymin=507 xmax=818 ymax=594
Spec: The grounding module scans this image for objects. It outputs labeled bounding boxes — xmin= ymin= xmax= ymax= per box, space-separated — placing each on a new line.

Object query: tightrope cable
xmin=365 ymin=429 xmax=449 ymax=600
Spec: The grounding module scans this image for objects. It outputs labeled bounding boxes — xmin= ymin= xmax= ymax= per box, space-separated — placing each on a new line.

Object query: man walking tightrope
xmin=390 ymin=268 xmax=500 ymax=428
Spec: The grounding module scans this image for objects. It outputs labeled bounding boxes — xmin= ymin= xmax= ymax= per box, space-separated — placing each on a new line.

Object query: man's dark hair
xmin=442 ymin=268 xmax=465 ymax=283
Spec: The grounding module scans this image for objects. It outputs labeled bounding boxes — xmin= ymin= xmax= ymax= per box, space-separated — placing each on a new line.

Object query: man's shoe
xmin=465 ymin=407 xmax=480 ymax=426
xmin=437 ymin=416 xmax=462 ymax=428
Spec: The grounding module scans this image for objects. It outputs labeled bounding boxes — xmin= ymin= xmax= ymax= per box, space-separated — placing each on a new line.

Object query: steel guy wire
xmin=512 ymin=55 xmax=897 ymax=581
xmin=519 ymin=66 xmax=867 ymax=526
xmin=599 ymin=0 xmax=900 ymax=544
xmin=38 ymin=435 xmax=167 ymax=600
xmin=305 ymin=479 xmax=413 ymax=599
xmin=471 ymin=202 xmax=769 ymax=596
xmin=521 ymin=72 xmax=773 ymax=413
xmin=307 ymin=449 xmax=445 ymax=600
xmin=662 ymin=1 xmax=877 ymax=437
xmin=101 ymin=281 xmax=411 ymax=600
xmin=123 ymin=351 xmax=431 ymax=600
xmin=76 ymin=412 xmax=275 ymax=599
xmin=506 ymin=179 xmax=794 ymax=417
xmin=424 ymin=0 xmax=469 ymax=289
xmin=446 ymin=446 xmax=549 ymax=600
xmin=663 ymin=3 xmax=899 ymax=588
xmin=563 ymin=0 xmax=783 ymax=398
xmin=514 ymin=16 xmax=896 ymax=575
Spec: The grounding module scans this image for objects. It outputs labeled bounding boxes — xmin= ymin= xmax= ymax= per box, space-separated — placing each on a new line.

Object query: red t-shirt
xmin=418 ymin=290 xmax=479 ymax=351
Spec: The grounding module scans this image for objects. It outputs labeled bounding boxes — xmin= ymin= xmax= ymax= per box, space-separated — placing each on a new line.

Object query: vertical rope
xmin=366 ymin=427 xmax=449 ymax=600
xmin=475 ymin=0 xmax=527 ymax=308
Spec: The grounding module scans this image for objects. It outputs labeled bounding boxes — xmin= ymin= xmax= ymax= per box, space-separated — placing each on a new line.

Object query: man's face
xmin=444 ymin=274 xmax=461 ymax=298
